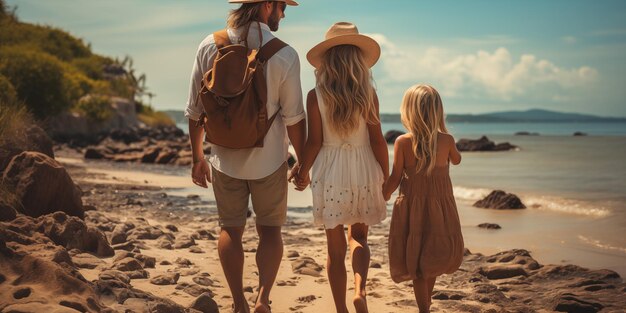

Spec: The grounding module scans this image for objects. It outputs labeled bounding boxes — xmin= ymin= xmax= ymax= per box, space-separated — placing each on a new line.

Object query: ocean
xmin=176 ymin=121 xmax=626 ymax=275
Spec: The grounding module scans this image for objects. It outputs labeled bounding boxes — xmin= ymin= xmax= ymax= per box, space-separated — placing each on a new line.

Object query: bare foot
xmin=353 ymin=294 xmax=368 ymax=313
xmin=253 ymin=302 xmax=271 ymax=313
xmin=232 ymin=303 xmax=250 ymax=313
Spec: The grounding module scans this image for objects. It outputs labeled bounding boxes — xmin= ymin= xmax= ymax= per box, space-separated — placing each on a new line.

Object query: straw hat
xmin=228 ymin=0 xmax=299 ymax=6
xmin=306 ymin=22 xmax=380 ymax=69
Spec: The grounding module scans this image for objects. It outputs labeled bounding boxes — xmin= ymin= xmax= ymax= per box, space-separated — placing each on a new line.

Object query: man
xmin=184 ymin=1 xmax=306 ymax=312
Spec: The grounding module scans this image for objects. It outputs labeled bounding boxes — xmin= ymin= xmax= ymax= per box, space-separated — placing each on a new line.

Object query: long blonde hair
xmin=400 ymin=84 xmax=448 ymax=175
xmin=315 ymin=45 xmax=379 ymax=138
xmin=227 ymin=3 xmax=263 ymax=29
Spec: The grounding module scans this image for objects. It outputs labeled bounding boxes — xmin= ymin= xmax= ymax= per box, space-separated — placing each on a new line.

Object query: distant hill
xmin=382 ymin=109 xmax=626 ymax=123
xmin=166 ymin=109 xmax=626 ymax=124
xmin=163 ymin=110 xmax=186 ymax=123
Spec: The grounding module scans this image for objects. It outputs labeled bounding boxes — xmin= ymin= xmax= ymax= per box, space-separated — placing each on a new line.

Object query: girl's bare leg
xmin=412 ymin=277 xmax=430 ymax=313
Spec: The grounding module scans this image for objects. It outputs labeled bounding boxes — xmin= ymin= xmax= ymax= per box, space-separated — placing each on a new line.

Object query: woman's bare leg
xmin=412 ymin=277 xmax=430 ymax=313
xmin=325 ymin=225 xmax=349 ymax=313
xmin=348 ymin=223 xmax=370 ymax=313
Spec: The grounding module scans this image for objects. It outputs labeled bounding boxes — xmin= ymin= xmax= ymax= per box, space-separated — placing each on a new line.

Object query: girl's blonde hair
xmin=400 ymin=84 xmax=448 ymax=175
xmin=316 ymin=45 xmax=379 ymax=138
xmin=227 ymin=3 xmax=263 ymax=29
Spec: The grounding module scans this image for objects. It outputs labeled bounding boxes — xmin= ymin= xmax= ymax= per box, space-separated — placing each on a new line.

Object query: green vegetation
xmin=0 ymin=103 xmax=28 ymax=211
xmin=136 ymin=103 xmax=176 ymax=127
xmin=75 ymin=95 xmax=113 ymax=122
xmin=0 ymin=0 xmax=173 ymax=125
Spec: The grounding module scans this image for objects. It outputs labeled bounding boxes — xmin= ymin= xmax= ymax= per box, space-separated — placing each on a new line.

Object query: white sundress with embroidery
xmin=310 ymin=88 xmax=387 ymax=229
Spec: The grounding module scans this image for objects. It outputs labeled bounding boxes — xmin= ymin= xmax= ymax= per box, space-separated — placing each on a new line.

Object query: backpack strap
xmin=257 ymin=38 xmax=288 ymax=63
xmin=213 ymin=29 xmax=231 ymax=48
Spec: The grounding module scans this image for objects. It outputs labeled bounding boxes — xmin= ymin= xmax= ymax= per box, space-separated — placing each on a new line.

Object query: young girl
xmin=383 ymin=84 xmax=464 ymax=313
xmin=290 ymin=22 xmax=389 ymax=313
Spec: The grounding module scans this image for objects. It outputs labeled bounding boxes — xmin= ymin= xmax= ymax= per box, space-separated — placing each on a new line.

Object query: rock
xmin=287 ymin=250 xmax=299 ymax=258
xmin=173 ymin=235 xmax=196 ymax=249
xmin=175 ymin=257 xmax=193 ymax=267
xmin=515 ymin=131 xmax=539 ymax=136
xmin=479 ymin=265 xmax=528 ymax=279
xmin=573 ymin=132 xmax=588 ymax=136
xmin=155 ymin=149 xmax=178 ymax=164
xmin=474 ymin=190 xmax=526 ymax=210
xmin=84 ymin=147 xmax=108 ymax=159
xmin=191 ymin=229 xmax=216 ymax=240
xmin=456 ymin=136 xmax=517 ymax=152
xmin=0 ymin=203 xmax=17 ymax=221
xmin=183 ymin=284 xmax=214 ymax=297
xmin=2 ymin=152 xmax=84 ymax=218
xmin=292 ymin=257 xmax=323 ymax=276
xmin=4 ymin=212 xmax=114 ymax=257
xmin=189 ymin=246 xmax=204 ymax=253
xmin=127 ymin=225 xmax=165 ymax=240
xmin=370 ymin=262 xmax=382 ymax=268
xmin=98 ymin=270 xmax=131 ymax=284
xmin=189 ymin=292 xmax=219 ymax=313
xmin=165 ymin=224 xmax=179 ymax=232
xmin=384 ymin=130 xmax=405 ymax=144
xmin=150 ymin=272 xmax=180 ymax=285
xmin=71 ymin=252 xmax=105 ymax=269
xmin=113 ymin=257 xmax=144 ymax=272
xmin=552 ymin=294 xmax=603 ymax=312
xmin=193 ymin=276 xmax=215 ymax=287
xmin=297 ymin=295 xmax=317 ymax=303
xmin=141 ymin=147 xmax=162 ymax=163
xmin=478 ymin=223 xmax=502 ymax=229
xmin=485 ymin=249 xmax=540 ymax=271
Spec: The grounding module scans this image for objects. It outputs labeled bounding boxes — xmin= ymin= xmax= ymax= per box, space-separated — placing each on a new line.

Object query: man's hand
xmin=191 ymin=159 xmax=211 ymax=188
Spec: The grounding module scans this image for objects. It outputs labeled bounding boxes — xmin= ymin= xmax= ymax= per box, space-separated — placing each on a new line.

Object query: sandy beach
xmin=5 ymin=152 xmax=619 ymax=313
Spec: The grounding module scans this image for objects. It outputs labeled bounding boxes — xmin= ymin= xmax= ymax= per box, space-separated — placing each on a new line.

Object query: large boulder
xmin=474 ymin=190 xmax=526 ymax=210
xmin=456 ymin=136 xmax=517 ymax=152
xmin=2 ymin=151 xmax=84 ymax=218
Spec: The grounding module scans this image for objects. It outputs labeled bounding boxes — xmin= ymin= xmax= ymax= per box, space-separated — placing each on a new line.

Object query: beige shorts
xmin=211 ymin=162 xmax=288 ymax=227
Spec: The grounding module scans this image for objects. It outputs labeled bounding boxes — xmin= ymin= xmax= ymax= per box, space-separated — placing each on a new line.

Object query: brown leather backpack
xmin=195 ymin=22 xmax=288 ymax=149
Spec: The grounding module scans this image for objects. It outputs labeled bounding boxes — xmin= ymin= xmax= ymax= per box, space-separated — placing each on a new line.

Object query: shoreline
xmin=51 ymin=154 xmax=624 ymax=312
xmin=59 ymin=154 xmax=626 ymax=279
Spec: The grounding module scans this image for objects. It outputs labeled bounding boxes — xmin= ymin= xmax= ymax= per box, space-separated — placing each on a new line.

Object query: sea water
xmin=176 ymin=121 xmax=626 ymax=275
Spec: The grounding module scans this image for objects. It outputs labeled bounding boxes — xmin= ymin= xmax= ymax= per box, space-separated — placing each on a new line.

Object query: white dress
xmin=310 ymin=88 xmax=387 ymax=229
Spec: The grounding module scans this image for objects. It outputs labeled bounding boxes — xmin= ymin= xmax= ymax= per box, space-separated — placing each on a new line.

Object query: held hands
xmin=288 ymin=163 xmax=310 ymax=191
xmin=382 ymin=181 xmax=392 ymax=201
xmin=191 ymin=158 xmax=211 ymax=188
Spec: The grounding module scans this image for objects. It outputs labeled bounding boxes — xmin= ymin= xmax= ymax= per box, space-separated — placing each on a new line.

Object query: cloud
xmin=562 ymin=36 xmax=577 ymax=44
xmin=368 ymin=34 xmax=599 ymax=101
xmin=452 ymin=35 xmax=520 ymax=46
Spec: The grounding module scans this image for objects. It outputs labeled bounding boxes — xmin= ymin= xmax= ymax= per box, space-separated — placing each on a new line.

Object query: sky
xmin=6 ymin=0 xmax=626 ymax=116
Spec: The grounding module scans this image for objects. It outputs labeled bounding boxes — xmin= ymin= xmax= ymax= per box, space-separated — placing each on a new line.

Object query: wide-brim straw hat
xmin=306 ymin=22 xmax=380 ymax=69
xmin=229 ymin=0 xmax=299 ymax=6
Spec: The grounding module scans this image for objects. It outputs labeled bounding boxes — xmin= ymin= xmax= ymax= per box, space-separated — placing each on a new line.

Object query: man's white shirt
xmin=185 ymin=22 xmax=305 ymax=180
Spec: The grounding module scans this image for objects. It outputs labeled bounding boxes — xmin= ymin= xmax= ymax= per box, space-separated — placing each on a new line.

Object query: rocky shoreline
xmin=1 ymin=153 xmax=625 ymax=312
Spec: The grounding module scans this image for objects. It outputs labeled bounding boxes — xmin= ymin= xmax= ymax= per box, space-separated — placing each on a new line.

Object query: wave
xmin=453 ymin=186 xmax=611 ymax=218
xmin=578 ymin=235 xmax=626 ymax=254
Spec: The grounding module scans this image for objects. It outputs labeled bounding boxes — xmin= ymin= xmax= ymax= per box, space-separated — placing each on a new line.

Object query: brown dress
xmin=388 ymin=164 xmax=464 ymax=283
